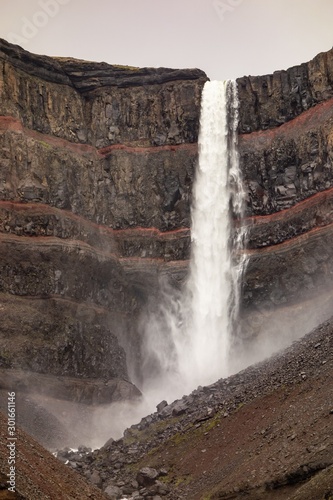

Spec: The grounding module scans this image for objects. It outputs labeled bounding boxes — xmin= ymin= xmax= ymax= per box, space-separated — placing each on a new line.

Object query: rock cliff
xmin=1 ymin=38 xmax=333 ymax=427
xmin=238 ymin=48 xmax=333 ymax=133
xmin=0 ymin=38 xmax=206 ymax=415
xmin=238 ymin=49 xmax=333 ymax=347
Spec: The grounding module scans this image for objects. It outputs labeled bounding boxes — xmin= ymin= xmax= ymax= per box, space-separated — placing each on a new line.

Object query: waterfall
xmin=92 ymin=80 xmax=246 ymax=446
xmin=140 ymin=80 xmax=246 ymax=400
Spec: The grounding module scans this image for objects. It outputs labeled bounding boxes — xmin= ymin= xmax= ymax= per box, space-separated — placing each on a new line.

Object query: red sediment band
xmin=1 ymin=193 xmax=332 ymax=250
xmin=0 ymin=200 xmax=190 ymax=239
xmin=99 ymin=143 xmax=197 ymax=156
xmin=239 ymin=97 xmax=333 ymax=143
xmin=0 ymin=291 xmax=122 ymax=315
xmin=0 ymin=116 xmax=96 ymax=155
xmin=243 ymin=187 xmax=333 ymax=226
xmin=246 ymin=222 xmax=333 ymax=256
xmin=0 ymin=115 xmax=197 ymax=157
xmin=0 ymin=232 xmax=190 ymax=267
xmin=0 ymin=231 xmax=118 ymax=257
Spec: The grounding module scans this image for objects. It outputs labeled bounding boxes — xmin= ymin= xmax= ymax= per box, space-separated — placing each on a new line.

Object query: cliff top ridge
xmin=0 ymin=38 xmax=207 ymax=92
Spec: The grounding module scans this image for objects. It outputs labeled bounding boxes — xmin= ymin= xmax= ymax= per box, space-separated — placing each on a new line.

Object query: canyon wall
xmin=0 ymin=38 xmax=206 ymax=405
xmin=237 ymin=53 xmax=333 ymax=347
xmin=1 ymin=38 xmax=333 ymax=408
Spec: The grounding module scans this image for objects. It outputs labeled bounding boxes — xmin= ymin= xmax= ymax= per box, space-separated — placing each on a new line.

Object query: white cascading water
xmin=178 ymin=80 xmax=244 ymax=387
xmin=89 ymin=80 xmax=247 ymax=446
xmin=140 ymin=80 xmax=246 ymax=399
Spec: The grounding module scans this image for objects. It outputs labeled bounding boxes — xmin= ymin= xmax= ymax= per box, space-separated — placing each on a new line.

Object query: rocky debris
xmin=0 ymin=412 xmax=108 ymax=499
xmin=156 ymin=401 xmax=168 ymax=413
xmin=55 ymin=445 xmax=92 ymax=464
xmin=104 ymin=484 xmax=122 ymax=498
xmin=59 ymin=317 xmax=333 ymax=498
xmin=136 ymin=467 xmax=159 ymax=486
xmin=170 ymin=400 xmax=189 ymax=416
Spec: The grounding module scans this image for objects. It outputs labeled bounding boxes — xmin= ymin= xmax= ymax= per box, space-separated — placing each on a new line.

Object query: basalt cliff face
xmin=1 ymin=39 xmax=333 ymax=418
xmin=0 ymin=38 xmax=206 ymax=415
xmin=237 ymin=52 xmax=333 ymax=351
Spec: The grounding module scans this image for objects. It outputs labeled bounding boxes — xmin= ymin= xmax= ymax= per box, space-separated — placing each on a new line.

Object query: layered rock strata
xmin=240 ymin=94 xmax=333 ymax=313
xmin=238 ymin=47 xmax=333 ymax=132
xmin=1 ymin=38 xmax=333 ymax=419
xmin=238 ymin=55 xmax=333 ymax=342
xmin=0 ymin=38 xmax=205 ymax=411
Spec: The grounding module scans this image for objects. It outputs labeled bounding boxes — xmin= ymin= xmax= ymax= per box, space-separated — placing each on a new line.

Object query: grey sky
xmin=0 ymin=0 xmax=332 ymax=80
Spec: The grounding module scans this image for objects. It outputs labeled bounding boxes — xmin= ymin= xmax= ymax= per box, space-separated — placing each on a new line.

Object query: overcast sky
xmin=1 ymin=0 xmax=332 ymax=80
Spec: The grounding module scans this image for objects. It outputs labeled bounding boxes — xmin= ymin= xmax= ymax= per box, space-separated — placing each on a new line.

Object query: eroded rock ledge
xmin=0 ymin=38 xmax=206 ymax=91
xmin=0 ymin=38 xmax=207 ymax=147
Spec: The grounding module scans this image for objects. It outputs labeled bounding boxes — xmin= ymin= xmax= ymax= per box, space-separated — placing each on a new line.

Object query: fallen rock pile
xmin=58 ymin=318 xmax=333 ymax=499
